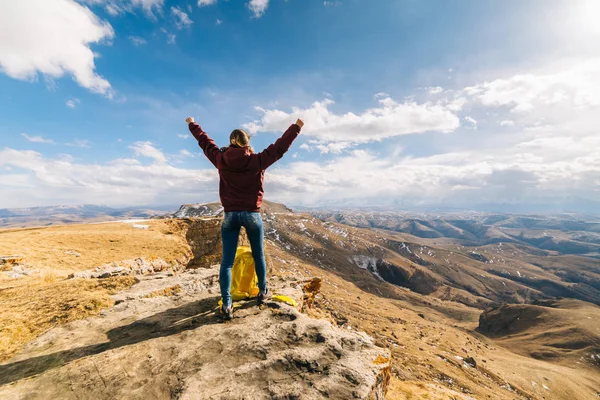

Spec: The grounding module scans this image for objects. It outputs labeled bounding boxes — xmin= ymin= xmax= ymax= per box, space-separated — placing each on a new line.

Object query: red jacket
xmin=189 ymin=122 xmax=301 ymax=212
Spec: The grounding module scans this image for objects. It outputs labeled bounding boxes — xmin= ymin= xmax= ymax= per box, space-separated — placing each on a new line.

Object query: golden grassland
xmin=0 ymin=276 xmax=137 ymax=362
xmin=0 ymin=220 xmax=191 ymax=276
xmin=0 ymin=220 xmax=191 ymax=362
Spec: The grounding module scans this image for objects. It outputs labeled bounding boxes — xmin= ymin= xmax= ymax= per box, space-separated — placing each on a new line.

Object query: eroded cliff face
xmin=184 ymin=218 xmax=223 ymax=268
xmin=181 ymin=217 xmax=251 ymax=268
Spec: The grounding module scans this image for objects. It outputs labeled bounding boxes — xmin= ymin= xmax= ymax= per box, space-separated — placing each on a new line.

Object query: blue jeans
xmin=220 ymin=211 xmax=267 ymax=308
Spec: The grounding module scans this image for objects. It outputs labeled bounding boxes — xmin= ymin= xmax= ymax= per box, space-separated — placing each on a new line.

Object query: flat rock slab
xmin=0 ymin=268 xmax=389 ymax=400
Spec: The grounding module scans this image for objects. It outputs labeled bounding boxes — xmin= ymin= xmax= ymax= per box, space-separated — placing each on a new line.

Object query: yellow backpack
xmin=218 ymin=246 xmax=297 ymax=308
xmin=230 ymin=246 xmax=260 ymax=301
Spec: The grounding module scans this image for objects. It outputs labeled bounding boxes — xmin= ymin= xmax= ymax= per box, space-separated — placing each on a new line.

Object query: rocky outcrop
xmin=173 ymin=201 xmax=293 ymax=220
xmin=69 ymin=257 xmax=178 ymax=279
xmin=0 ymin=266 xmax=390 ymax=400
xmin=174 ymin=203 xmax=224 ymax=218
xmin=0 ymin=255 xmax=25 ymax=270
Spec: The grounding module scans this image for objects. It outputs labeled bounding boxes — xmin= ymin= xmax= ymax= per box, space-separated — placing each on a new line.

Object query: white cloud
xmin=177 ymin=134 xmax=190 ymax=139
xmin=300 ymin=140 xmax=353 ymax=154
xmin=262 ymin=136 xmax=600 ymax=208
xmin=129 ymin=36 xmax=147 ymax=46
xmin=130 ymin=0 xmax=164 ymax=16
xmin=21 ymin=133 xmax=55 ymax=144
xmin=323 ymin=1 xmax=342 ymax=7
xmin=0 ymin=0 xmax=114 ymax=96
xmin=83 ymin=0 xmax=164 ymax=17
xmin=65 ymin=139 xmax=92 ymax=148
xmin=171 ymin=6 xmax=193 ymax=30
xmin=216 ymin=19 xmax=223 ymax=25
xmin=464 ymin=116 xmax=477 ymax=129
xmin=315 ymin=142 xmax=353 ymax=154
xmin=0 ymin=148 xmax=217 ymax=208
xmin=243 ymin=96 xmax=460 ymax=143
xmin=3 ymin=123 xmax=600 ymax=209
xmin=428 ymin=87 xmax=444 ymax=94
xmin=198 ymin=0 xmax=217 ymax=5
xmin=129 ymin=141 xmax=168 ymax=164
xmin=161 ymin=28 xmax=176 ymax=44
xmin=248 ymin=0 xmax=269 ymax=18
xmin=447 ymin=97 xmax=467 ymax=112
xmin=4 ymin=59 xmax=600 ymax=210
xmin=66 ymin=98 xmax=81 ymax=109
xmin=466 ymin=59 xmax=600 ymax=112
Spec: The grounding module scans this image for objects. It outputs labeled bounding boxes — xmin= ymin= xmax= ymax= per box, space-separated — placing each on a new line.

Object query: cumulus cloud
xmin=21 ymin=133 xmax=55 ymax=144
xmin=171 ymin=6 xmax=193 ymax=29
xmin=129 ymin=141 xmax=168 ymax=164
xmin=248 ymin=0 xmax=269 ymax=18
xmin=179 ymin=149 xmax=194 ymax=158
xmin=3 ymin=124 xmax=599 ymax=209
xmin=0 ymin=0 xmax=114 ymax=96
xmin=465 ymin=58 xmax=600 ymax=113
xmin=0 ymin=148 xmax=217 ymax=208
xmin=243 ymin=97 xmax=460 ymax=143
xmin=238 ymin=59 xmax=600 ymax=208
xmin=300 ymin=141 xmax=354 ymax=154
xmin=263 ymin=135 xmax=600 ymax=208
xmin=198 ymin=0 xmax=217 ymax=5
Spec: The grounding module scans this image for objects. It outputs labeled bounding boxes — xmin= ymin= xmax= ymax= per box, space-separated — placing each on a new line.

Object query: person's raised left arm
xmin=257 ymin=119 xmax=304 ymax=170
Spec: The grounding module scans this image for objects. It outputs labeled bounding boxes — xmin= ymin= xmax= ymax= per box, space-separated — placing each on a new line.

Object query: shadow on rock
xmin=0 ymin=296 xmax=223 ymax=385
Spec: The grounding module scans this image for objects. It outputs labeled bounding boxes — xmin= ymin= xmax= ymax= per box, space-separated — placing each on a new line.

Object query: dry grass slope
xmin=0 ymin=276 xmax=137 ymax=362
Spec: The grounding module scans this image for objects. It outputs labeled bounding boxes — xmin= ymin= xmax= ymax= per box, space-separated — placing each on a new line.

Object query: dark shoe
xmin=221 ymin=305 xmax=233 ymax=321
xmin=257 ymin=288 xmax=271 ymax=306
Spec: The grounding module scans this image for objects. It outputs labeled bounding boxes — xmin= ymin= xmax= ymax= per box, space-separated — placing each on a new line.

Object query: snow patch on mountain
xmin=350 ymin=255 xmax=384 ymax=281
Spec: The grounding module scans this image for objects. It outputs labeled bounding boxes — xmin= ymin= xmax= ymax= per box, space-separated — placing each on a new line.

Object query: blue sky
xmin=1 ymin=0 xmax=599 ymax=211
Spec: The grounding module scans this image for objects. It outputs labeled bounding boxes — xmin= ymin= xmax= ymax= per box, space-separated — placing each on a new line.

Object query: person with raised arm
xmin=185 ymin=116 xmax=304 ymax=320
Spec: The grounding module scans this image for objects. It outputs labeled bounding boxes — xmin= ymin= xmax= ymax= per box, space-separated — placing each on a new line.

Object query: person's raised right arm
xmin=186 ymin=117 xmax=220 ymax=168
xmin=258 ymin=119 xmax=304 ymax=170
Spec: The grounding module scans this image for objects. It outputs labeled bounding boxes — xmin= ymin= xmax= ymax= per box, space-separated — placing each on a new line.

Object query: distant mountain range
xmin=2 ymin=200 xmax=599 ymax=230
xmin=0 ymin=204 xmax=175 ymax=228
xmin=293 ymin=196 xmax=600 ymax=215
xmin=311 ymin=210 xmax=600 ymax=258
